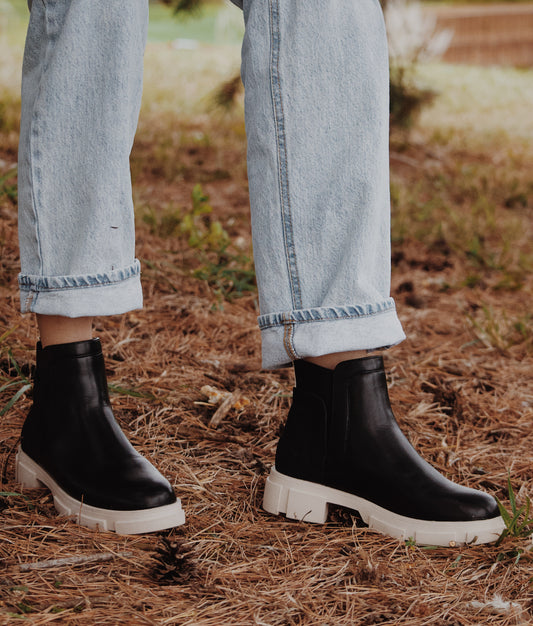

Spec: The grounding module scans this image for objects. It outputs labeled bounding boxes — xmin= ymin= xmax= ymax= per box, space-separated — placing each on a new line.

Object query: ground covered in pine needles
xmin=1 ymin=84 xmax=533 ymax=625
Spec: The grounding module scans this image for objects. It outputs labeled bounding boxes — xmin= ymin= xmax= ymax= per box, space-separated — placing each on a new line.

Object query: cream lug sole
xmin=16 ymin=448 xmax=186 ymax=534
xmin=263 ymin=467 xmax=505 ymax=547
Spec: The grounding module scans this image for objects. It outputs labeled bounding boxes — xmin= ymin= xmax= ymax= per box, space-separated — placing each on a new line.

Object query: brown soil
xmin=0 ymin=124 xmax=532 ymax=625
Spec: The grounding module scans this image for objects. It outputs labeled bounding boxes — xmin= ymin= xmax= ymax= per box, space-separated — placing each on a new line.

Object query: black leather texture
xmin=276 ymin=357 xmax=500 ymax=522
xmin=21 ymin=338 xmax=176 ymax=511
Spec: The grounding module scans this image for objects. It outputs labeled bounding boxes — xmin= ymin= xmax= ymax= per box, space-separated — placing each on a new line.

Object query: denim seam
xmin=269 ymin=0 xmax=302 ymax=310
xmin=282 ymin=315 xmax=299 ymax=361
xmin=259 ymin=306 xmax=397 ymax=330
xmin=24 ymin=291 xmax=36 ymax=311
xmin=27 ymin=1 xmax=57 ymax=277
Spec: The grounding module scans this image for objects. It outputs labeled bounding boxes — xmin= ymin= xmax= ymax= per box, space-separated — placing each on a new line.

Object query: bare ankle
xmin=304 ymin=350 xmax=378 ymax=370
xmin=37 ymin=315 xmax=93 ymax=348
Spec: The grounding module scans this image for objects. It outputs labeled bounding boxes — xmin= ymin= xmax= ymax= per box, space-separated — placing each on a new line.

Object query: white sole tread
xmin=15 ymin=448 xmax=185 ymax=534
xmin=263 ymin=466 xmax=505 ymax=546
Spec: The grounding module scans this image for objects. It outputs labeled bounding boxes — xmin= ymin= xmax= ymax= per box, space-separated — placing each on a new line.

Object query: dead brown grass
xmin=1 ymin=114 xmax=533 ymax=624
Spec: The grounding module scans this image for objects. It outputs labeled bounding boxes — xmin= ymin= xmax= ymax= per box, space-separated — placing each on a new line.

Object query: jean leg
xmin=240 ymin=0 xmax=406 ymax=369
xmin=18 ymin=0 xmax=148 ymax=317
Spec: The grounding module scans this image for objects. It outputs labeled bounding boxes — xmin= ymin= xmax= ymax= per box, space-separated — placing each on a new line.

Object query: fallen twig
xmin=209 ymin=391 xmax=240 ymax=428
xmin=19 ymin=551 xmax=133 ymax=571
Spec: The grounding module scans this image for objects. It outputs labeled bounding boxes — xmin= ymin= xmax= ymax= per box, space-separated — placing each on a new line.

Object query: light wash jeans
xmin=18 ymin=0 xmax=405 ymax=369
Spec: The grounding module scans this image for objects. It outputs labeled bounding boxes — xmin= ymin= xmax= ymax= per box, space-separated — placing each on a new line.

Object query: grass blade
xmin=0 ymin=326 xmax=18 ymax=345
xmin=495 ymin=497 xmax=512 ymax=527
xmin=8 ymin=350 xmax=30 ymax=384
xmin=0 ymin=380 xmax=25 ymax=393
xmin=0 ymin=383 xmax=31 ymax=417
xmin=507 ymin=473 xmax=517 ymax=514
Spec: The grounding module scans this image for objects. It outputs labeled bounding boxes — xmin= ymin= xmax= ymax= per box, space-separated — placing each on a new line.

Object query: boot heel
xmin=15 ymin=449 xmax=43 ymax=489
xmin=263 ymin=469 xmax=329 ymax=524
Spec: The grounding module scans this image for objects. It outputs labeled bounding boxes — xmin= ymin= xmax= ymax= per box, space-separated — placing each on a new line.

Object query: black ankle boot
xmin=263 ymin=356 xmax=504 ymax=546
xmin=16 ymin=338 xmax=184 ymax=534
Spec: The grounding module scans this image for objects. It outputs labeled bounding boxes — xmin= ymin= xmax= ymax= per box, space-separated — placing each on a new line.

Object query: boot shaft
xmin=22 ymin=338 xmax=115 ymax=464
xmin=33 ymin=338 xmax=111 ymax=409
xmin=275 ymin=356 xmax=395 ymax=484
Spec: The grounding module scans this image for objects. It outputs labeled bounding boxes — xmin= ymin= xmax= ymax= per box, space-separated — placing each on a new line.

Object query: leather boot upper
xmin=276 ymin=356 xmax=500 ymax=522
xmin=21 ymin=339 xmax=176 ymax=511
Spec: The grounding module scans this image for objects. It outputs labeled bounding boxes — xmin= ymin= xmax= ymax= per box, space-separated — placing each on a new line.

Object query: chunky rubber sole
xmin=263 ymin=467 xmax=505 ymax=546
xmin=15 ymin=448 xmax=185 ymax=534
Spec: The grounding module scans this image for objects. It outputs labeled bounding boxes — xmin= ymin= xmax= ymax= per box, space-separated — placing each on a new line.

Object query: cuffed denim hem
xmin=258 ymin=300 xmax=406 ymax=369
xmin=18 ymin=259 xmax=143 ymax=317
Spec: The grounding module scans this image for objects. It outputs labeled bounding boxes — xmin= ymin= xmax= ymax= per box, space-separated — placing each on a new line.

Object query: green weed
xmin=142 ymin=205 xmax=182 ymax=238
xmin=16 ymin=602 xmax=33 ymax=614
xmin=494 ymin=475 xmax=533 ymax=563
xmin=0 ymin=491 xmax=34 ymax=510
xmin=193 ymin=251 xmax=256 ymax=302
xmin=142 ymin=184 xmax=256 ymax=302
xmin=391 ymin=149 xmax=532 ymax=291
xmin=107 ymin=384 xmax=156 ymax=400
xmin=496 ymin=476 xmax=533 ymax=544
xmin=404 ymin=537 xmax=441 ymax=550
xmin=467 ymin=305 xmax=532 ymax=353
xmin=185 ymin=184 xmax=229 ymax=250
xmin=0 ymin=382 xmax=31 ymax=418
xmin=143 ymin=184 xmax=229 ymax=250
xmin=444 ymin=554 xmax=463 ymax=572
xmin=0 ymin=166 xmax=18 ymax=203
xmin=0 ymin=347 xmax=31 ymax=417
